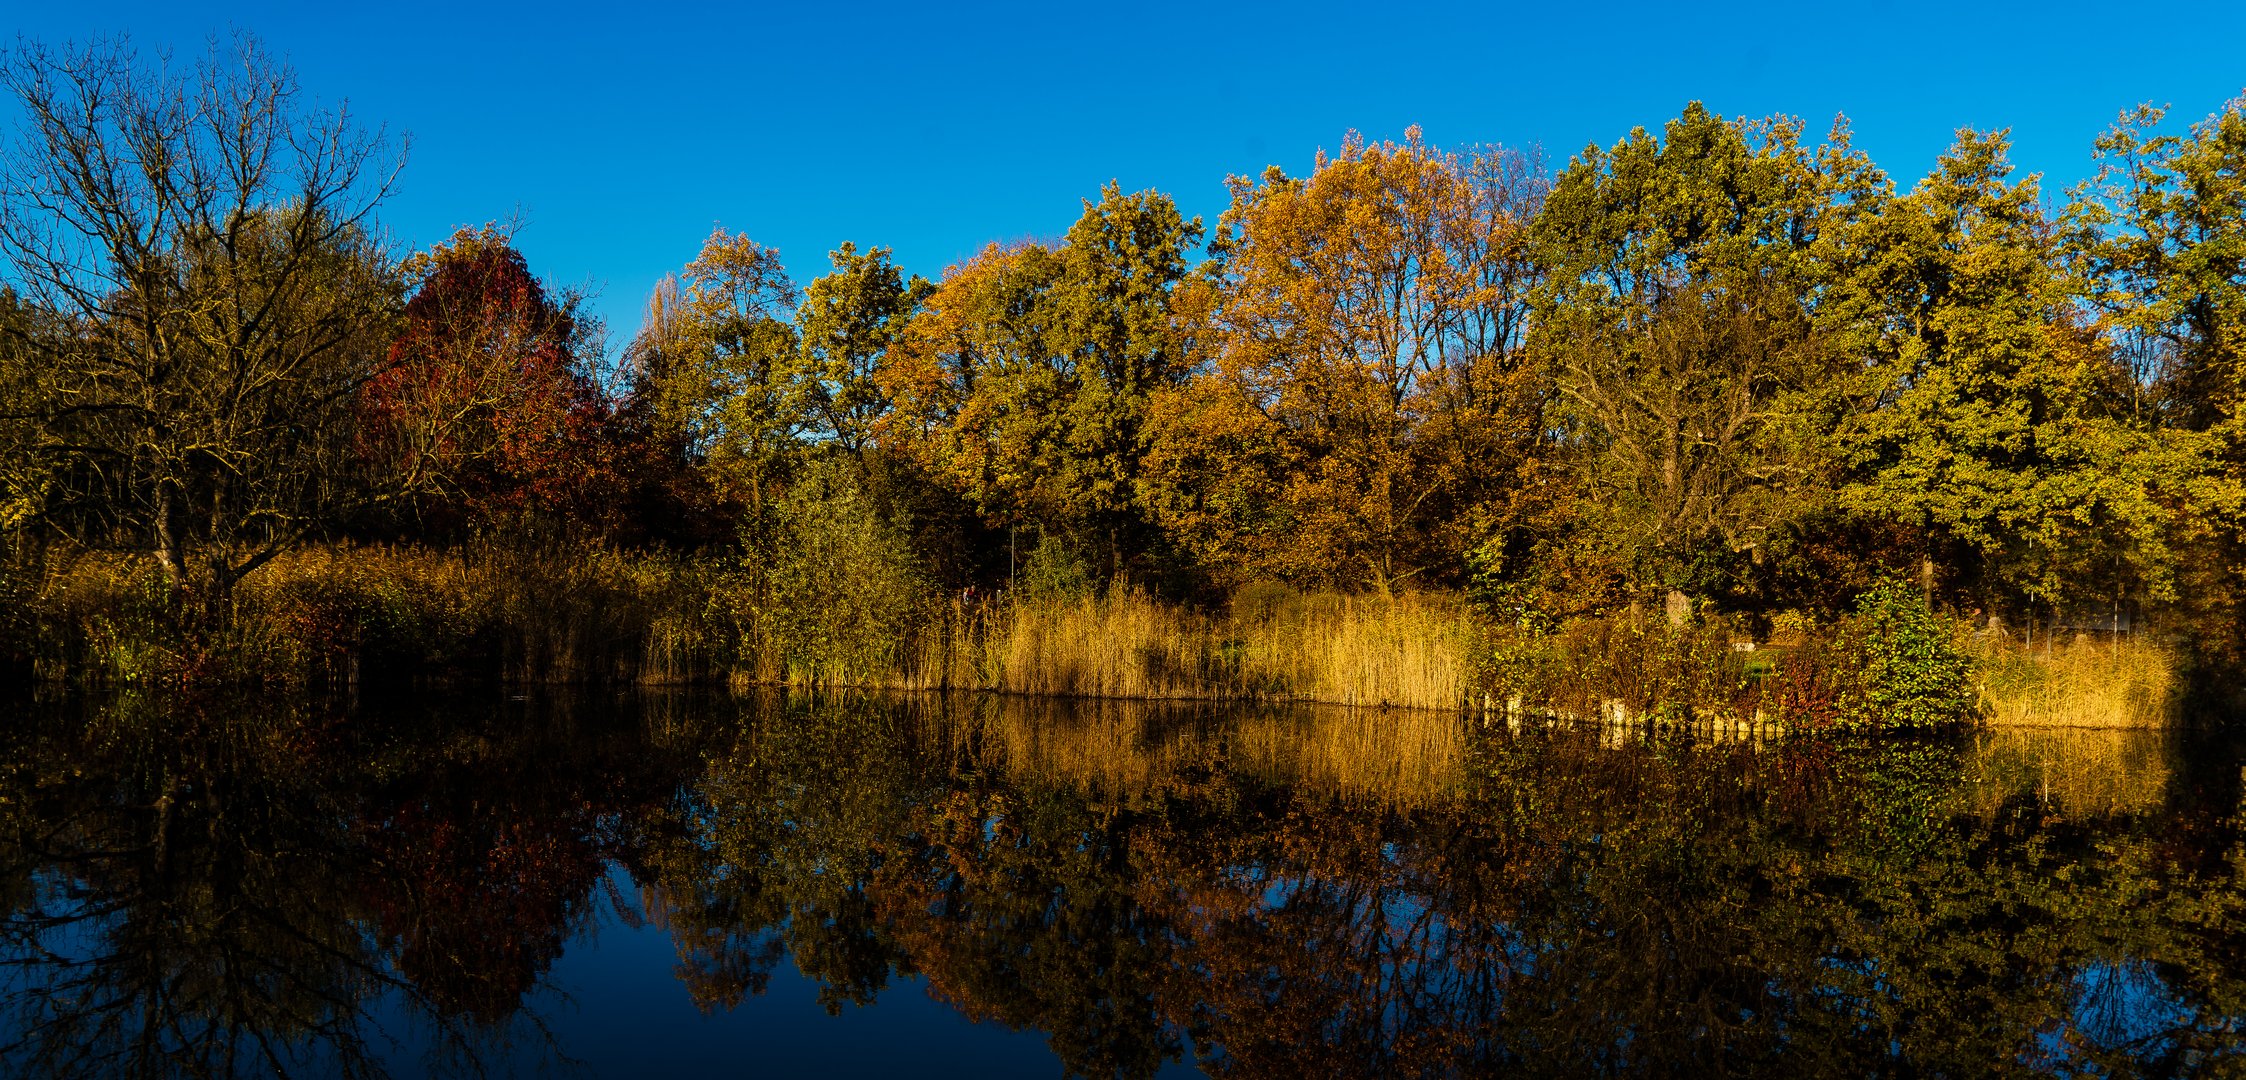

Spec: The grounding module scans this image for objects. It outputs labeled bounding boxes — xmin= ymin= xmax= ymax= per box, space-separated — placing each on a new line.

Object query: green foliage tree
xmin=1045 ymin=183 xmax=1203 ymax=576
xmin=630 ymin=229 xmax=802 ymax=513
xmin=2069 ymin=97 xmax=2246 ymax=648
xmin=794 ymin=243 xmax=931 ymax=458
xmin=1836 ymin=130 xmax=2182 ymax=614
xmin=1528 ymin=104 xmax=1878 ymax=621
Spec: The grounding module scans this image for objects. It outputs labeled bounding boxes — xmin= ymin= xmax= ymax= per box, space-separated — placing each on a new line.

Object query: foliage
xmin=1833 ymin=579 xmax=1983 ymax=733
xmin=1015 ymin=534 xmax=1095 ymax=604
xmin=758 ymin=458 xmax=934 ymax=684
xmin=363 ymin=224 xmax=626 ymax=535
xmin=1836 ymin=131 xmax=2185 ymax=610
xmin=1163 ymin=131 xmax=1545 ymax=591
xmin=3 ymin=39 xmax=2246 ymax=700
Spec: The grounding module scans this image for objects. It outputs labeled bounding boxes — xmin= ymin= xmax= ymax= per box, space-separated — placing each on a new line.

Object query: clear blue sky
xmin=15 ymin=1 xmax=2246 ymax=346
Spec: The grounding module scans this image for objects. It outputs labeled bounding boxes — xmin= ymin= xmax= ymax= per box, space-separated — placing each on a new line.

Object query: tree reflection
xmin=644 ymin=698 xmax=2246 ymax=1079
xmin=0 ymin=692 xmax=696 ymax=1078
xmin=1 ymin=690 xmax=2241 ymax=1078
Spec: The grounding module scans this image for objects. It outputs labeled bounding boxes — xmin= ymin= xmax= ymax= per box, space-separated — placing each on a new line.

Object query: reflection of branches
xmin=0 ymin=696 xmax=694 ymax=1079
xmin=652 ymin=695 xmax=2246 ymax=1080
xmin=0 ymin=808 xmax=458 ymax=1078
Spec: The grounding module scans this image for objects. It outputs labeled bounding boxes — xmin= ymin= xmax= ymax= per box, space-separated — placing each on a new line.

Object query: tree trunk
xmin=1665 ymin=589 xmax=1692 ymax=630
xmin=153 ymin=483 xmax=184 ymax=591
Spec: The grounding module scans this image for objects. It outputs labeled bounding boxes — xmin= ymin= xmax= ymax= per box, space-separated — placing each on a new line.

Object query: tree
xmin=1550 ymin=280 xmax=1829 ymax=623
xmin=883 ymin=240 xmax=1062 ymax=531
xmin=361 ymin=224 xmax=612 ymax=534
xmin=2068 ymin=97 xmax=2246 ymax=646
xmin=1043 ymin=183 xmax=1203 ymax=575
xmin=794 ymin=242 xmax=930 ymax=458
xmin=886 ymin=185 xmax=1205 ymax=582
xmin=629 ymin=227 xmax=801 ymax=513
xmin=1838 ymin=130 xmax=2182 ymax=614
xmin=2073 ymin=97 xmax=2246 ymax=440
xmin=1528 ymin=104 xmax=1877 ymax=621
xmin=0 ymin=35 xmax=403 ymax=602
xmin=1169 ymin=130 xmax=1545 ymax=591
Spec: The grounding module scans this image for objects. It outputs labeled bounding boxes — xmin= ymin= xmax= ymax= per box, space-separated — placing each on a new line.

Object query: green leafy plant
xmin=1834 ymin=579 xmax=1982 ymax=733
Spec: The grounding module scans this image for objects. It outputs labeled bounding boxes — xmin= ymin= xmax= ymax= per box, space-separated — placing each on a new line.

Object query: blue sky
xmin=14 ymin=1 xmax=2246 ymax=345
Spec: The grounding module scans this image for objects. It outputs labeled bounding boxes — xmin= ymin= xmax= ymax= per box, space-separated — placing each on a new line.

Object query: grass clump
xmin=1970 ymin=634 xmax=2177 ymax=729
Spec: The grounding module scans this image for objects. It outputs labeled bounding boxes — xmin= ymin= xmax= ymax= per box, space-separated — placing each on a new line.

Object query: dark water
xmin=1 ymin=691 xmax=2242 ymax=1079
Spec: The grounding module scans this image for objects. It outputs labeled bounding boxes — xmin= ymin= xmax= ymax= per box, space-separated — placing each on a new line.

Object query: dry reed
xmin=1970 ymin=635 xmax=2178 ymax=729
xmin=22 ymin=542 xmax=732 ymax=686
xmin=895 ymin=587 xmax=1477 ymax=711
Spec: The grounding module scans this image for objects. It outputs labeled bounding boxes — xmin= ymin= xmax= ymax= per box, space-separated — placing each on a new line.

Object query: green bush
xmin=1830 ymin=579 xmax=1982 ymax=733
xmin=1016 ymin=534 xmax=1094 ymax=604
xmin=759 ymin=459 xmax=933 ymax=684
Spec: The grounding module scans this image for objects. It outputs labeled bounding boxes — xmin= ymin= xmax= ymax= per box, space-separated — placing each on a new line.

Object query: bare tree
xmin=0 ymin=34 xmax=403 ymax=602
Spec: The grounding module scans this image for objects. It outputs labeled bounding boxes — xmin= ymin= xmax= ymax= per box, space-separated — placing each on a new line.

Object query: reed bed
xmin=20 ymin=543 xmax=733 ymax=687
xmin=11 ymin=540 xmax=2196 ymax=736
xmin=1970 ymin=635 xmax=2178 ymax=729
xmin=900 ymin=587 xmax=1477 ymax=710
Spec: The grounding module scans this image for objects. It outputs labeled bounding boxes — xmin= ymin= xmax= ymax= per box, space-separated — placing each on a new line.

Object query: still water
xmin=0 ymin=690 xmax=2241 ymax=1078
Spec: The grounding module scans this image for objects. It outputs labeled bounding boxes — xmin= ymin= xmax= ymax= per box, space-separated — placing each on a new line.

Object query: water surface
xmin=1 ymin=691 xmax=2240 ymax=1077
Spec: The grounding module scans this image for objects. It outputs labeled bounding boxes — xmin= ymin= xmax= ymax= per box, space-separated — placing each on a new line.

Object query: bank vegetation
xmin=3 ymin=37 xmax=2241 ymax=731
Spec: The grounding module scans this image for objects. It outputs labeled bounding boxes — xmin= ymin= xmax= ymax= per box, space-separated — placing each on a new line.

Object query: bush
xmin=1797 ymin=579 xmax=1981 ymax=734
xmin=758 ymin=459 xmax=934 ymax=684
xmin=1016 ymin=535 xmax=1094 ymax=604
xmin=1476 ymin=616 xmax=1753 ymax=724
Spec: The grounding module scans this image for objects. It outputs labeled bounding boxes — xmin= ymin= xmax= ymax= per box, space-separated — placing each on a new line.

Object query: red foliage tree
xmin=362 ymin=226 xmax=615 ymax=534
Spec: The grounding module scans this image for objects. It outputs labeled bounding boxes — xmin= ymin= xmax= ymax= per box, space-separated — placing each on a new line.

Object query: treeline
xmin=4 ymin=37 xmax=2246 ymax=686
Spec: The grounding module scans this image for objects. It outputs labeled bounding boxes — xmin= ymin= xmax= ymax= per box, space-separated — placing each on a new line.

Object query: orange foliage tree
xmin=1146 ymin=130 xmax=1548 ymax=591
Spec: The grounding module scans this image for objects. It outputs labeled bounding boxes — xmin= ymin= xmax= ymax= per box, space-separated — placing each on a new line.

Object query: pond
xmin=0 ymin=691 xmax=2240 ymax=1078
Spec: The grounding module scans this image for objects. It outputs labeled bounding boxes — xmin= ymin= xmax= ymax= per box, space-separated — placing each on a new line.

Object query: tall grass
xmin=1969 ymin=635 xmax=2178 ymax=729
xmin=5 ymin=540 xmax=2195 ymax=734
xmin=894 ymin=586 xmax=1477 ymax=710
xmin=19 ymin=543 xmax=733 ymax=688
xmin=13 ymin=543 xmax=1480 ymax=708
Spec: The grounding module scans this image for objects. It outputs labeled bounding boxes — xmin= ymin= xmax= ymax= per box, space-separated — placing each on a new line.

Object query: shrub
xmin=759 ymin=459 xmax=934 ymax=684
xmin=1826 ymin=579 xmax=1982 ymax=733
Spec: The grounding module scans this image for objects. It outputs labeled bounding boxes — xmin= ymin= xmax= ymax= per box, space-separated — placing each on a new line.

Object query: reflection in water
xmin=0 ymin=691 xmax=2241 ymax=1078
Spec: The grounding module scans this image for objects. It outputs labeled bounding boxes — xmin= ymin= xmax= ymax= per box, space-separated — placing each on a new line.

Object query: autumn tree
xmin=0 ymin=35 xmax=403 ymax=602
xmin=361 ymin=225 xmax=615 ymax=535
xmin=888 ymin=184 xmax=1203 ymax=581
xmin=1156 ymin=131 xmax=1545 ymax=591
